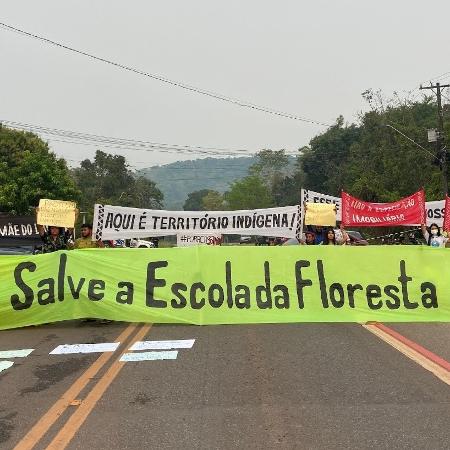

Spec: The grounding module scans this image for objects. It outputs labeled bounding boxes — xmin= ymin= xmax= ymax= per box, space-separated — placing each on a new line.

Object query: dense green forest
xmin=300 ymin=92 xmax=448 ymax=202
xmin=1 ymin=92 xmax=449 ymax=218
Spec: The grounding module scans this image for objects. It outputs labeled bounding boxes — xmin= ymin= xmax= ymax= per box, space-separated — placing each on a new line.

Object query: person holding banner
xmin=36 ymin=225 xmax=73 ymax=253
xmin=421 ymin=223 xmax=448 ymax=248
xmin=35 ymin=200 xmax=77 ymax=253
xmin=35 ymin=204 xmax=72 ymax=253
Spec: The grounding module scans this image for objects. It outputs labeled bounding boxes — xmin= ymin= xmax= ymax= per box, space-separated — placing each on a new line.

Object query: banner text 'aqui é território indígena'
xmin=93 ymin=204 xmax=302 ymax=240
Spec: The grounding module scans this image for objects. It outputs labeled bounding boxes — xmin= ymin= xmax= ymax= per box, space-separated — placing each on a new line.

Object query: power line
xmin=66 ymin=157 xmax=252 ymax=171
xmin=442 ymin=93 xmax=450 ymax=103
xmin=1 ymin=119 xmax=252 ymax=154
xmin=44 ymin=136 xmax=254 ymax=157
xmin=2 ymin=119 xmax=300 ymax=172
xmin=0 ymin=21 xmax=331 ymax=127
xmin=385 ymin=123 xmax=437 ymax=160
xmin=423 ymin=70 xmax=450 ymax=84
xmin=140 ymin=167 xmax=251 ymax=170
xmin=2 ymin=119 xmax=300 ymax=159
xmin=2 ymin=119 xmax=293 ymax=158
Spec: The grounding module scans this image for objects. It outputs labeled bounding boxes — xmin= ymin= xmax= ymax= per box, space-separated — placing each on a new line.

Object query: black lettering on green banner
xmin=0 ymin=246 xmax=448 ymax=330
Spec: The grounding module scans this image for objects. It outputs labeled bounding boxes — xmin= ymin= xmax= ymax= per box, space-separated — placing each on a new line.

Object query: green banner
xmin=0 ymin=246 xmax=449 ymax=330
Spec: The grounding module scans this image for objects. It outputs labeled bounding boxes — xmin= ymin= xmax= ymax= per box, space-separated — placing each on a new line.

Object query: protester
xmin=37 ymin=225 xmax=73 ymax=253
xmin=35 ymin=206 xmax=74 ymax=253
xmin=313 ymin=226 xmax=324 ymax=244
xmin=72 ymin=224 xmax=104 ymax=249
xmin=421 ymin=223 xmax=448 ymax=248
xmin=302 ymin=231 xmax=316 ymax=245
xmin=321 ymin=228 xmax=337 ymax=245
xmin=334 ymin=224 xmax=350 ymax=245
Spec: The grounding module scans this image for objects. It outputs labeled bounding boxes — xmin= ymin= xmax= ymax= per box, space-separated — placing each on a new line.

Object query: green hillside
xmin=138 ymin=156 xmax=296 ymax=210
xmin=138 ymin=157 xmax=254 ymax=209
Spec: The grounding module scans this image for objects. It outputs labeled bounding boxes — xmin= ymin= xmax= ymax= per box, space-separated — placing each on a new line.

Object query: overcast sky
xmin=1 ymin=0 xmax=449 ymax=170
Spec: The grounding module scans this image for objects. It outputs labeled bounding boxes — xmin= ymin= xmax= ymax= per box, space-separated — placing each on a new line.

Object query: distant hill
xmin=138 ymin=156 xmax=296 ymax=210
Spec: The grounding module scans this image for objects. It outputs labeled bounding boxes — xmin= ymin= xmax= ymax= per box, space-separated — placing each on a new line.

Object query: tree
xmin=121 ymin=176 xmax=163 ymax=209
xmin=72 ymin=150 xmax=163 ymax=216
xmin=300 ymin=116 xmax=361 ymax=195
xmin=250 ymin=149 xmax=289 ymax=177
xmin=183 ymin=189 xmax=214 ymax=210
xmin=0 ymin=125 xmax=80 ymax=214
xmin=297 ymin=93 xmax=448 ymax=204
xmin=202 ymin=191 xmax=226 ymax=210
xmin=249 ymin=149 xmax=291 ymax=191
xmin=225 ymin=176 xmax=273 ymax=209
xmin=271 ymin=169 xmax=305 ymax=206
xmin=246 ymin=148 xmax=305 ymax=207
xmin=342 ymin=95 xmax=443 ymax=201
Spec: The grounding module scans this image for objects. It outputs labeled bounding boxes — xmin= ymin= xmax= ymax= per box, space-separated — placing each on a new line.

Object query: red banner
xmin=443 ymin=196 xmax=450 ymax=231
xmin=341 ymin=190 xmax=426 ymax=227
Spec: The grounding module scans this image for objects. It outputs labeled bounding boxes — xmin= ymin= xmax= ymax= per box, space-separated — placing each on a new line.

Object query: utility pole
xmin=420 ymin=82 xmax=450 ymax=195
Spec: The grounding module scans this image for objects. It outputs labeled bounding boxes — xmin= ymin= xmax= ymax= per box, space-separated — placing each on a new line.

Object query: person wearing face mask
xmin=421 ymin=223 xmax=448 ymax=247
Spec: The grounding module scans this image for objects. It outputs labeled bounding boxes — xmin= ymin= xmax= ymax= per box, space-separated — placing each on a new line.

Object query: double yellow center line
xmin=14 ymin=323 xmax=152 ymax=450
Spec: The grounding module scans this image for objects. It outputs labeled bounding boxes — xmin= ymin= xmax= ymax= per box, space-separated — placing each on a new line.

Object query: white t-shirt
xmin=423 ymin=230 xmax=448 ymax=248
xmin=334 ymin=229 xmax=347 ymax=245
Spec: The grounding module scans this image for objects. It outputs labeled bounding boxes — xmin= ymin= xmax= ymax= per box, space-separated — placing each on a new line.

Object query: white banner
xmin=424 ymin=200 xmax=445 ymax=227
xmin=93 ymin=204 xmax=302 ymax=240
xmin=301 ymin=189 xmax=445 ymax=227
xmin=177 ymin=234 xmax=222 ymax=247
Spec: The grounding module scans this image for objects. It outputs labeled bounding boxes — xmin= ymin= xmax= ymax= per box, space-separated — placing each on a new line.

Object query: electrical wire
xmin=2 ymin=119 xmax=300 ymax=159
xmin=44 ymin=136 xmax=253 ymax=157
xmin=385 ymin=123 xmax=437 ymax=160
xmin=64 ymin=156 xmax=251 ymax=170
xmin=2 ymin=120 xmax=251 ymax=154
xmin=441 ymin=93 xmax=450 ymax=103
xmin=0 ymin=21 xmax=331 ymax=127
xmin=423 ymin=71 xmax=450 ymax=84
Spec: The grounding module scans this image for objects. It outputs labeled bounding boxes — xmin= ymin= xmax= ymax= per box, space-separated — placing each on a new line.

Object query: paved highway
xmin=0 ymin=321 xmax=449 ymax=449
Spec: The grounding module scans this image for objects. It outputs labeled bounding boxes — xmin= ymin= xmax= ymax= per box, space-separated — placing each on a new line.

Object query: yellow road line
xmin=46 ymin=323 xmax=152 ymax=450
xmin=13 ymin=323 xmax=138 ymax=450
xmin=363 ymin=324 xmax=450 ymax=386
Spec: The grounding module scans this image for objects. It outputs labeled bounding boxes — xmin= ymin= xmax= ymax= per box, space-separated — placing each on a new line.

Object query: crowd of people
xmin=299 ymin=223 xmax=450 ymax=247
xmin=300 ymin=225 xmax=350 ymax=246
xmin=32 ymin=205 xmax=104 ymax=253
xmin=34 ymin=223 xmax=103 ymax=254
xmin=33 ymin=221 xmax=450 ymax=253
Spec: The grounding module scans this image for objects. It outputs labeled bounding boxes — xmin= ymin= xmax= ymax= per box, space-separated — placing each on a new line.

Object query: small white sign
xmin=120 ymin=351 xmax=178 ymax=362
xmin=0 ymin=349 xmax=34 ymax=358
xmin=49 ymin=343 xmax=120 ymax=355
xmin=0 ymin=361 xmax=14 ymax=373
xmin=177 ymin=234 xmax=222 ymax=247
xmin=129 ymin=339 xmax=195 ymax=351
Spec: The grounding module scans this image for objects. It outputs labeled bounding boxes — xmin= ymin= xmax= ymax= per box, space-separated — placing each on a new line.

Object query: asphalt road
xmin=0 ymin=321 xmax=449 ymax=450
